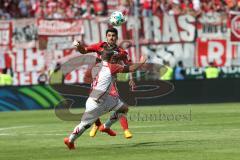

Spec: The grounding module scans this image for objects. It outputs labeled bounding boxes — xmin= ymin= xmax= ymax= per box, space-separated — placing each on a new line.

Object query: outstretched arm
xmin=73 ymin=40 xmax=87 ymax=54
xmin=128 ymin=56 xmax=147 ymax=72
xmin=118 ymin=50 xmax=135 ymax=89
xmin=111 ymin=56 xmax=147 ymax=75
xmin=73 ymin=41 xmax=104 ymax=55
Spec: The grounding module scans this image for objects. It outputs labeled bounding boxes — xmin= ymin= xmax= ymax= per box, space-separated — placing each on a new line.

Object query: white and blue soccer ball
xmin=109 ymin=11 xmax=126 ymax=26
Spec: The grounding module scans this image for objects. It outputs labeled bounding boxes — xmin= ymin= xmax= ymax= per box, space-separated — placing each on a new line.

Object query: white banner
xmin=197 ymin=13 xmax=229 ymax=39
xmin=38 ymin=19 xmax=84 ymax=36
xmin=0 ymin=20 xmax=12 ymax=50
xmin=12 ymin=19 xmax=38 ymax=48
xmin=0 ymin=54 xmax=5 ymax=68
xmin=82 ymin=14 xmax=196 ymax=45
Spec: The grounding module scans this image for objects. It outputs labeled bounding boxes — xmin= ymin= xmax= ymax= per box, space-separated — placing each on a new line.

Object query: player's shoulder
xmin=116 ymin=46 xmax=128 ymax=55
xmin=117 ymin=46 xmax=125 ymax=51
xmin=99 ymin=41 xmax=108 ymax=47
xmin=90 ymin=41 xmax=107 ymax=47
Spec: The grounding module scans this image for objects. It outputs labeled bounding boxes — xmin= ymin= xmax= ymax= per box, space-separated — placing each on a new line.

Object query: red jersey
xmin=85 ymin=42 xmax=132 ymax=65
xmin=84 ymin=42 xmax=131 ymax=94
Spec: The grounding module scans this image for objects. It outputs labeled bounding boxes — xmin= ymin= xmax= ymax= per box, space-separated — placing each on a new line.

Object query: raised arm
xmin=73 ymin=40 xmax=87 ymax=54
xmin=73 ymin=40 xmax=104 ymax=54
xmin=110 ymin=55 xmax=147 ymax=75
xmin=128 ymin=56 xmax=147 ymax=72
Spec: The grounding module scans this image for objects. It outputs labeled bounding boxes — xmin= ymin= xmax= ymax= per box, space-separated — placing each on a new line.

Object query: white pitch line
xmin=130 ymin=125 xmax=166 ymax=128
xmin=0 ymin=133 xmax=14 ymax=136
xmin=0 ymin=131 xmax=200 ymax=137
xmin=135 ymin=131 xmax=201 ymax=134
xmin=27 ymin=133 xmax=66 ymax=136
xmin=0 ymin=125 xmax=33 ymax=131
xmin=1 ymin=129 xmax=240 ymax=136
xmin=0 ymin=125 xmax=239 ymax=137
xmin=0 ymin=133 xmax=66 ymax=136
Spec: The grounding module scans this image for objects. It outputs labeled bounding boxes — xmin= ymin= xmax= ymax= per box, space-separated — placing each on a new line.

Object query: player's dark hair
xmin=106 ymin=28 xmax=118 ymax=37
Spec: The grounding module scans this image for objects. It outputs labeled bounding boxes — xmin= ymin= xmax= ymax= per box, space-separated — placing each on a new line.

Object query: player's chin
xmin=109 ymin=41 xmax=116 ymax=45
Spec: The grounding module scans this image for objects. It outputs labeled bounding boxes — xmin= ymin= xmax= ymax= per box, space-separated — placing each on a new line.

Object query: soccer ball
xmin=109 ymin=11 xmax=126 ymax=26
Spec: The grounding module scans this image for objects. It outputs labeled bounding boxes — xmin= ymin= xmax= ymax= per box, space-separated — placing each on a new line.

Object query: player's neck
xmin=107 ymin=42 xmax=117 ymax=48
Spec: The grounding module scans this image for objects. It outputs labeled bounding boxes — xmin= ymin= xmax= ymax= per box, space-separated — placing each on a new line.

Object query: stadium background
xmin=1 ymin=1 xmax=240 ymax=160
xmin=1 ymin=0 xmax=240 ymax=110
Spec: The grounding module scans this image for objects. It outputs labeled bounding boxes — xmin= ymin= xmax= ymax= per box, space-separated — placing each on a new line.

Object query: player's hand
xmin=129 ymin=79 xmax=136 ymax=90
xmin=72 ymin=40 xmax=80 ymax=47
xmin=72 ymin=40 xmax=86 ymax=54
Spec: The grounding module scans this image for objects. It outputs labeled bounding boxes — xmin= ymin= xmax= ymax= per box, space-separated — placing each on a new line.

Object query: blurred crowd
xmin=1 ymin=0 xmax=240 ymax=20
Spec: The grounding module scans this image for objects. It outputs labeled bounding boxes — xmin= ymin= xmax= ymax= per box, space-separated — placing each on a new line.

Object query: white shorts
xmin=81 ymin=95 xmax=124 ymax=124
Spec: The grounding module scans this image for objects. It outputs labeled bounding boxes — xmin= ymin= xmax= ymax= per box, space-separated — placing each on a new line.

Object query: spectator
xmin=225 ymin=0 xmax=238 ymax=11
xmin=65 ymin=0 xmax=78 ymax=18
xmin=117 ymin=0 xmax=133 ymax=15
xmin=153 ymin=0 xmax=172 ymax=15
xmin=18 ymin=0 xmax=34 ymax=18
xmin=174 ymin=61 xmax=185 ymax=80
xmin=0 ymin=9 xmax=11 ymax=19
xmin=0 ymin=0 xmax=234 ymax=19
xmin=81 ymin=1 xmax=96 ymax=18
xmin=141 ymin=0 xmax=153 ymax=17
xmin=33 ymin=0 xmax=46 ymax=18
xmin=0 ymin=67 xmax=13 ymax=86
xmin=193 ymin=0 xmax=201 ymax=11
xmin=204 ymin=62 xmax=220 ymax=79
xmin=49 ymin=63 xmax=64 ymax=84
xmin=152 ymin=0 xmax=161 ymax=15
xmin=1 ymin=0 xmax=20 ymax=19
xmin=168 ymin=0 xmax=182 ymax=15
xmin=160 ymin=60 xmax=173 ymax=80
xmin=76 ymin=0 xmax=88 ymax=17
xmin=38 ymin=70 xmax=48 ymax=85
xmin=181 ymin=0 xmax=193 ymax=14
xmin=46 ymin=1 xmax=66 ymax=19
xmin=91 ymin=0 xmax=108 ymax=16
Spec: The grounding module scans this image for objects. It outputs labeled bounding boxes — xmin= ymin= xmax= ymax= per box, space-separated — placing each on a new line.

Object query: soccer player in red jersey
xmin=73 ymin=27 xmax=134 ymax=139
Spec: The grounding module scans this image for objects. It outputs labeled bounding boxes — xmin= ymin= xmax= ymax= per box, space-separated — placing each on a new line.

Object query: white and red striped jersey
xmin=89 ymin=61 xmax=128 ymax=101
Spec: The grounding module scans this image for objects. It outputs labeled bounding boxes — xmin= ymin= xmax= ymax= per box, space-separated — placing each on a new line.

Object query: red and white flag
xmin=230 ymin=11 xmax=240 ymax=43
xmin=196 ymin=38 xmax=231 ymax=67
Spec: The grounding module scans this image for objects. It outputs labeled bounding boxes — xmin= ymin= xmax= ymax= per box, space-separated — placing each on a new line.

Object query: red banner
xmin=196 ymin=38 xmax=232 ymax=67
xmin=230 ymin=11 xmax=240 ymax=42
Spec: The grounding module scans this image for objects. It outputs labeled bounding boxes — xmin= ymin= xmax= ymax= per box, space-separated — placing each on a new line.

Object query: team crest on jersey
xmin=113 ymin=51 xmax=119 ymax=55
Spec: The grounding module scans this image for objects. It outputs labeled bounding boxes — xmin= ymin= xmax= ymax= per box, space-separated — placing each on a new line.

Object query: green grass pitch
xmin=0 ymin=103 xmax=240 ymax=160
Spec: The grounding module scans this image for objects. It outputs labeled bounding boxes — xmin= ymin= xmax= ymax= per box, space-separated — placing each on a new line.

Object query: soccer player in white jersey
xmin=64 ymin=49 xmax=146 ymax=150
xmin=74 ymin=28 xmax=134 ymax=139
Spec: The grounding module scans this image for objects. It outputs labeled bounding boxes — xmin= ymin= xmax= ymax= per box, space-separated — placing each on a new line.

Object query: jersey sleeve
xmin=85 ymin=42 xmax=104 ymax=53
xmin=109 ymin=64 xmax=129 ymax=74
xmin=119 ymin=48 xmax=132 ymax=65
